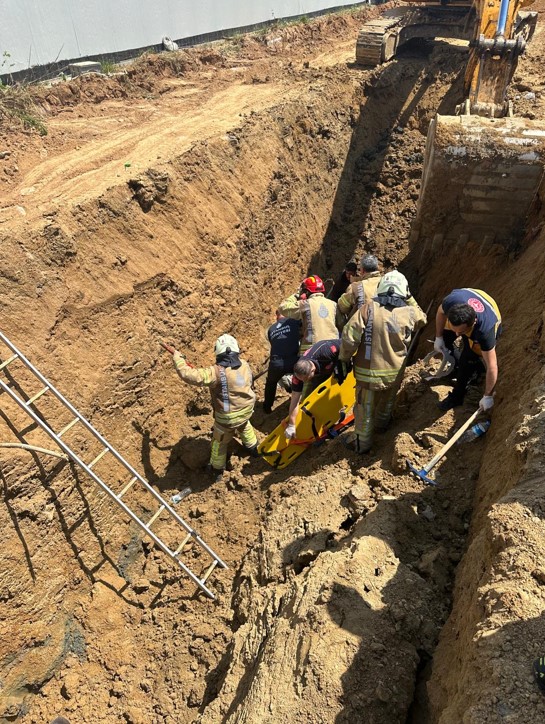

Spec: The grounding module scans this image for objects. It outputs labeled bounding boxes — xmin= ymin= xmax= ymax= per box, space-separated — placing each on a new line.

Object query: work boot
xmin=342 ymin=434 xmax=371 ymax=455
xmin=207 ymin=464 xmax=226 ymax=483
xmin=437 ymin=393 xmax=463 ymax=412
xmin=246 ymin=444 xmax=260 ymax=458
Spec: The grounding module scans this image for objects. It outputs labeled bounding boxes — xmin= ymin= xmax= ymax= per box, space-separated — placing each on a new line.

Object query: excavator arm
xmin=465 ymin=0 xmax=537 ymax=116
xmin=409 ymin=0 xmax=545 ymax=250
xmin=355 ymin=0 xmax=544 ymax=248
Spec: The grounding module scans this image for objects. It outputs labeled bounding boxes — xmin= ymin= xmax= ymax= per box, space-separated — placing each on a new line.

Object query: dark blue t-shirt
xmin=268 ymin=318 xmax=301 ymax=361
xmin=442 ymin=288 xmax=501 ymax=351
xmin=291 ymin=339 xmax=340 ymax=393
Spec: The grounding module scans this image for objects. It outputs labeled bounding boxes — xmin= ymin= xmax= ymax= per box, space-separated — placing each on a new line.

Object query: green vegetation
xmin=100 ymin=60 xmax=118 ymax=74
xmin=0 ymin=83 xmax=47 ymax=135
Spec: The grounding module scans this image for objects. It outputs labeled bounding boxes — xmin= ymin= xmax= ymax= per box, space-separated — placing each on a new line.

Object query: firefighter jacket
xmin=174 ymin=357 xmax=255 ymax=428
xmin=279 ymin=292 xmax=338 ymax=350
xmin=337 ymin=271 xmax=382 ymax=317
xmin=339 ymin=299 xmax=427 ymax=390
xmin=338 ymin=271 xmax=421 ymax=319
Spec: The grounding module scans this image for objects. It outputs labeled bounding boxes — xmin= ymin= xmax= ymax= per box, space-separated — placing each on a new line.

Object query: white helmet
xmin=376 ymin=270 xmax=409 ymax=298
xmin=214 ymin=334 xmax=240 ymax=355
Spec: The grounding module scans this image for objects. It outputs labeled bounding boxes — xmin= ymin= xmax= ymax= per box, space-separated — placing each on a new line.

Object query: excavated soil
xmin=1 ymin=4 xmax=545 ymax=723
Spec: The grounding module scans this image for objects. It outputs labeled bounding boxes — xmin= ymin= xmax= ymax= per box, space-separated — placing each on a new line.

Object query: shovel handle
xmin=424 ymin=408 xmax=481 ymax=473
xmin=161 ymin=341 xmax=175 ymax=355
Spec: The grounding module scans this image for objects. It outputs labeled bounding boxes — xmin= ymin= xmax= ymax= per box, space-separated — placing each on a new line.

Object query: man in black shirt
xmin=263 ymin=310 xmax=301 ymax=413
xmin=328 ymin=261 xmax=358 ymax=303
xmin=284 ymin=339 xmax=341 ymax=438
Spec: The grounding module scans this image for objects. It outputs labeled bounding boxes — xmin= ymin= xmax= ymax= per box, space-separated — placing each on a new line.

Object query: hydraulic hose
xmin=496 ymin=0 xmax=510 ymax=37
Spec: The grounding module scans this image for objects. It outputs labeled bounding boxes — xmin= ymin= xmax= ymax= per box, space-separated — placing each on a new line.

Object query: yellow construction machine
xmin=358 ymin=0 xmax=545 ymax=247
xmin=356 ymin=0 xmax=473 ymax=67
xmin=356 ymin=0 xmax=536 ymax=74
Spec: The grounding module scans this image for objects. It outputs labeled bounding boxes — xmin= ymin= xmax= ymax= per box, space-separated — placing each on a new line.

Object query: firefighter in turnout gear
xmin=279 ymin=275 xmax=338 ymax=352
xmin=338 ymin=271 xmax=427 ymax=453
xmin=337 ymin=256 xmax=420 ymax=330
xmin=336 ymin=254 xmax=382 ymax=328
xmin=170 ymin=334 xmax=258 ymax=482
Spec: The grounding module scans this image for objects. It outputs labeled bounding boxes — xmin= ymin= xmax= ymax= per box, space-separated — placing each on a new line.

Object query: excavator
xmin=357 ymin=0 xmax=545 ymax=248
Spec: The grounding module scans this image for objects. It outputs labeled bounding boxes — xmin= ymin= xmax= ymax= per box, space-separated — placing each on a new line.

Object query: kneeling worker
xmin=284 ymin=339 xmax=341 ymax=439
xmin=434 ymin=288 xmax=501 ymax=412
xmin=338 ymin=271 xmax=427 ymax=453
xmin=167 ymin=334 xmax=258 ymax=482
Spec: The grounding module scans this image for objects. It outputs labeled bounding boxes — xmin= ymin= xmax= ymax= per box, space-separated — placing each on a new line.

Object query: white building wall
xmin=1 ymin=0 xmax=362 ymax=73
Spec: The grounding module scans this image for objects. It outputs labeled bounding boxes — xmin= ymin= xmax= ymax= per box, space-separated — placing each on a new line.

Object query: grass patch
xmin=100 ymin=60 xmax=118 ymax=74
xmin=0 ymin=84 xmax=47 ymax=135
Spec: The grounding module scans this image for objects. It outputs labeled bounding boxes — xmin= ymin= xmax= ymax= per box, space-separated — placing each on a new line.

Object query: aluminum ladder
xmin=0 ymin=330 xmax=227 ymax=599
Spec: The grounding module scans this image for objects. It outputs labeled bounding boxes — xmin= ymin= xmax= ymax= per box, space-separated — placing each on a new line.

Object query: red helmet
xmin=301 ymin=275 xmax=325 ymax=295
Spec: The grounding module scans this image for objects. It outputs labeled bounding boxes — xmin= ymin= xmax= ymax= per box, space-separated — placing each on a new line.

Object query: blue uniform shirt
xmin=268 ymin=318 xmax=301 ymax=362
xmin=442 ymin=288 xmax=501 ymax=352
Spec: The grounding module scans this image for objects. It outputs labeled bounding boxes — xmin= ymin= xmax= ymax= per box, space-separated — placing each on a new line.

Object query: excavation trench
xmin=1 ymin=11 xmax=545 ymax=724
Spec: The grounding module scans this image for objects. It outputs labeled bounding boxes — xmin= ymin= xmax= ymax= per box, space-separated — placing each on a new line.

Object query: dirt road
xmin=1 ymin=4 xmax=545 ymax=723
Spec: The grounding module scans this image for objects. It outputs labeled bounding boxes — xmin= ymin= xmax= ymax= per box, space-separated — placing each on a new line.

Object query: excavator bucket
xmin=411 ymin=114 xmax=545 ymax=248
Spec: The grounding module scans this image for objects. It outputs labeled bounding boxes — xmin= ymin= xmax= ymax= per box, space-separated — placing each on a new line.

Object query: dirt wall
xmin=1 ymin=5 xmax=545 ymax=724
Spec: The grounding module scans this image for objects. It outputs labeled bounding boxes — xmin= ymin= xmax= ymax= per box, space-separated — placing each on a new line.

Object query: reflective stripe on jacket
xmin=279 ymin=292 xmax=338 ymax=349
xmin=174 ymin=357 xmax=255 ymax=426
xmin=339 ymin=300 xmax=427 ymax=390
xmin=337 ymin=272 xmax=381 ymax=317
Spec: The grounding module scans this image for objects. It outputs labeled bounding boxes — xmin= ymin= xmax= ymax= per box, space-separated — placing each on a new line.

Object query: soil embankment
xmin=1 ymin=5 xmax=545 ymax=723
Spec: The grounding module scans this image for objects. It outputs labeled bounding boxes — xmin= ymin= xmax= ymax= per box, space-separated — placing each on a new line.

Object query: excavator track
xmin=356 ymin=5 xmax=472 ymax=67
xmin=355 ymin=14 xmax=403 ymax=66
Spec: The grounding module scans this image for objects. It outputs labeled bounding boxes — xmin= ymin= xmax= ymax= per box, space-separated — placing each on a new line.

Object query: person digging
xmin=433 ymin=288 xmax=501 ymax=413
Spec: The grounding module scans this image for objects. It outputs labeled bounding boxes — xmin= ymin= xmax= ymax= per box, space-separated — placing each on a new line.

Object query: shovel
xmin=407 ymin=408 xmax=480 ymax=485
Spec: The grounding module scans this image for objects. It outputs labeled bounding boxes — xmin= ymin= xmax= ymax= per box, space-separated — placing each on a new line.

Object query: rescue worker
xmin=279 ymin=275 xmax=338 ymax=353
xmin=263 ymin=309 xmax=301 ymax=414
xmin=336 ymin=254 xmax=381 ymax=327
xmin=337 ymin=256 xmax=421 ymax=329
xmin=168 ymin=334 xmax=258 ymax=482
xmin=327 ymin=261 xmax=358 ymax=302
xmin=284 ymin=338 xmax=341 ymax=439
xmin=434 ymin=288 xmax=501 ymax=412
xmin=338 ymin=271 xmax=427 ymax=453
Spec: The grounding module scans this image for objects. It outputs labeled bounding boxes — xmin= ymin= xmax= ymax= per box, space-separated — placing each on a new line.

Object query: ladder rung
xmin=0 ymin=331 xmax=227 ymax=598
xmin=174 ymin=532 xmax=193 ymax=556
xmin=88 ymin=447 xmax=109 ymax=469
xmin=25 ymin=386 xmax=49 ymax=405
xmin=201 ymin=559 xmax=219 ymax=585
xmin=0 ymin=353 xmax=19 ymax=371
xmin=147 ymin=505 xmax=165 ymax=527
xmin=118 ymin=476 xmax=138 ymax=498
xmin=58 ymin=417 xmax=80 ymax=437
